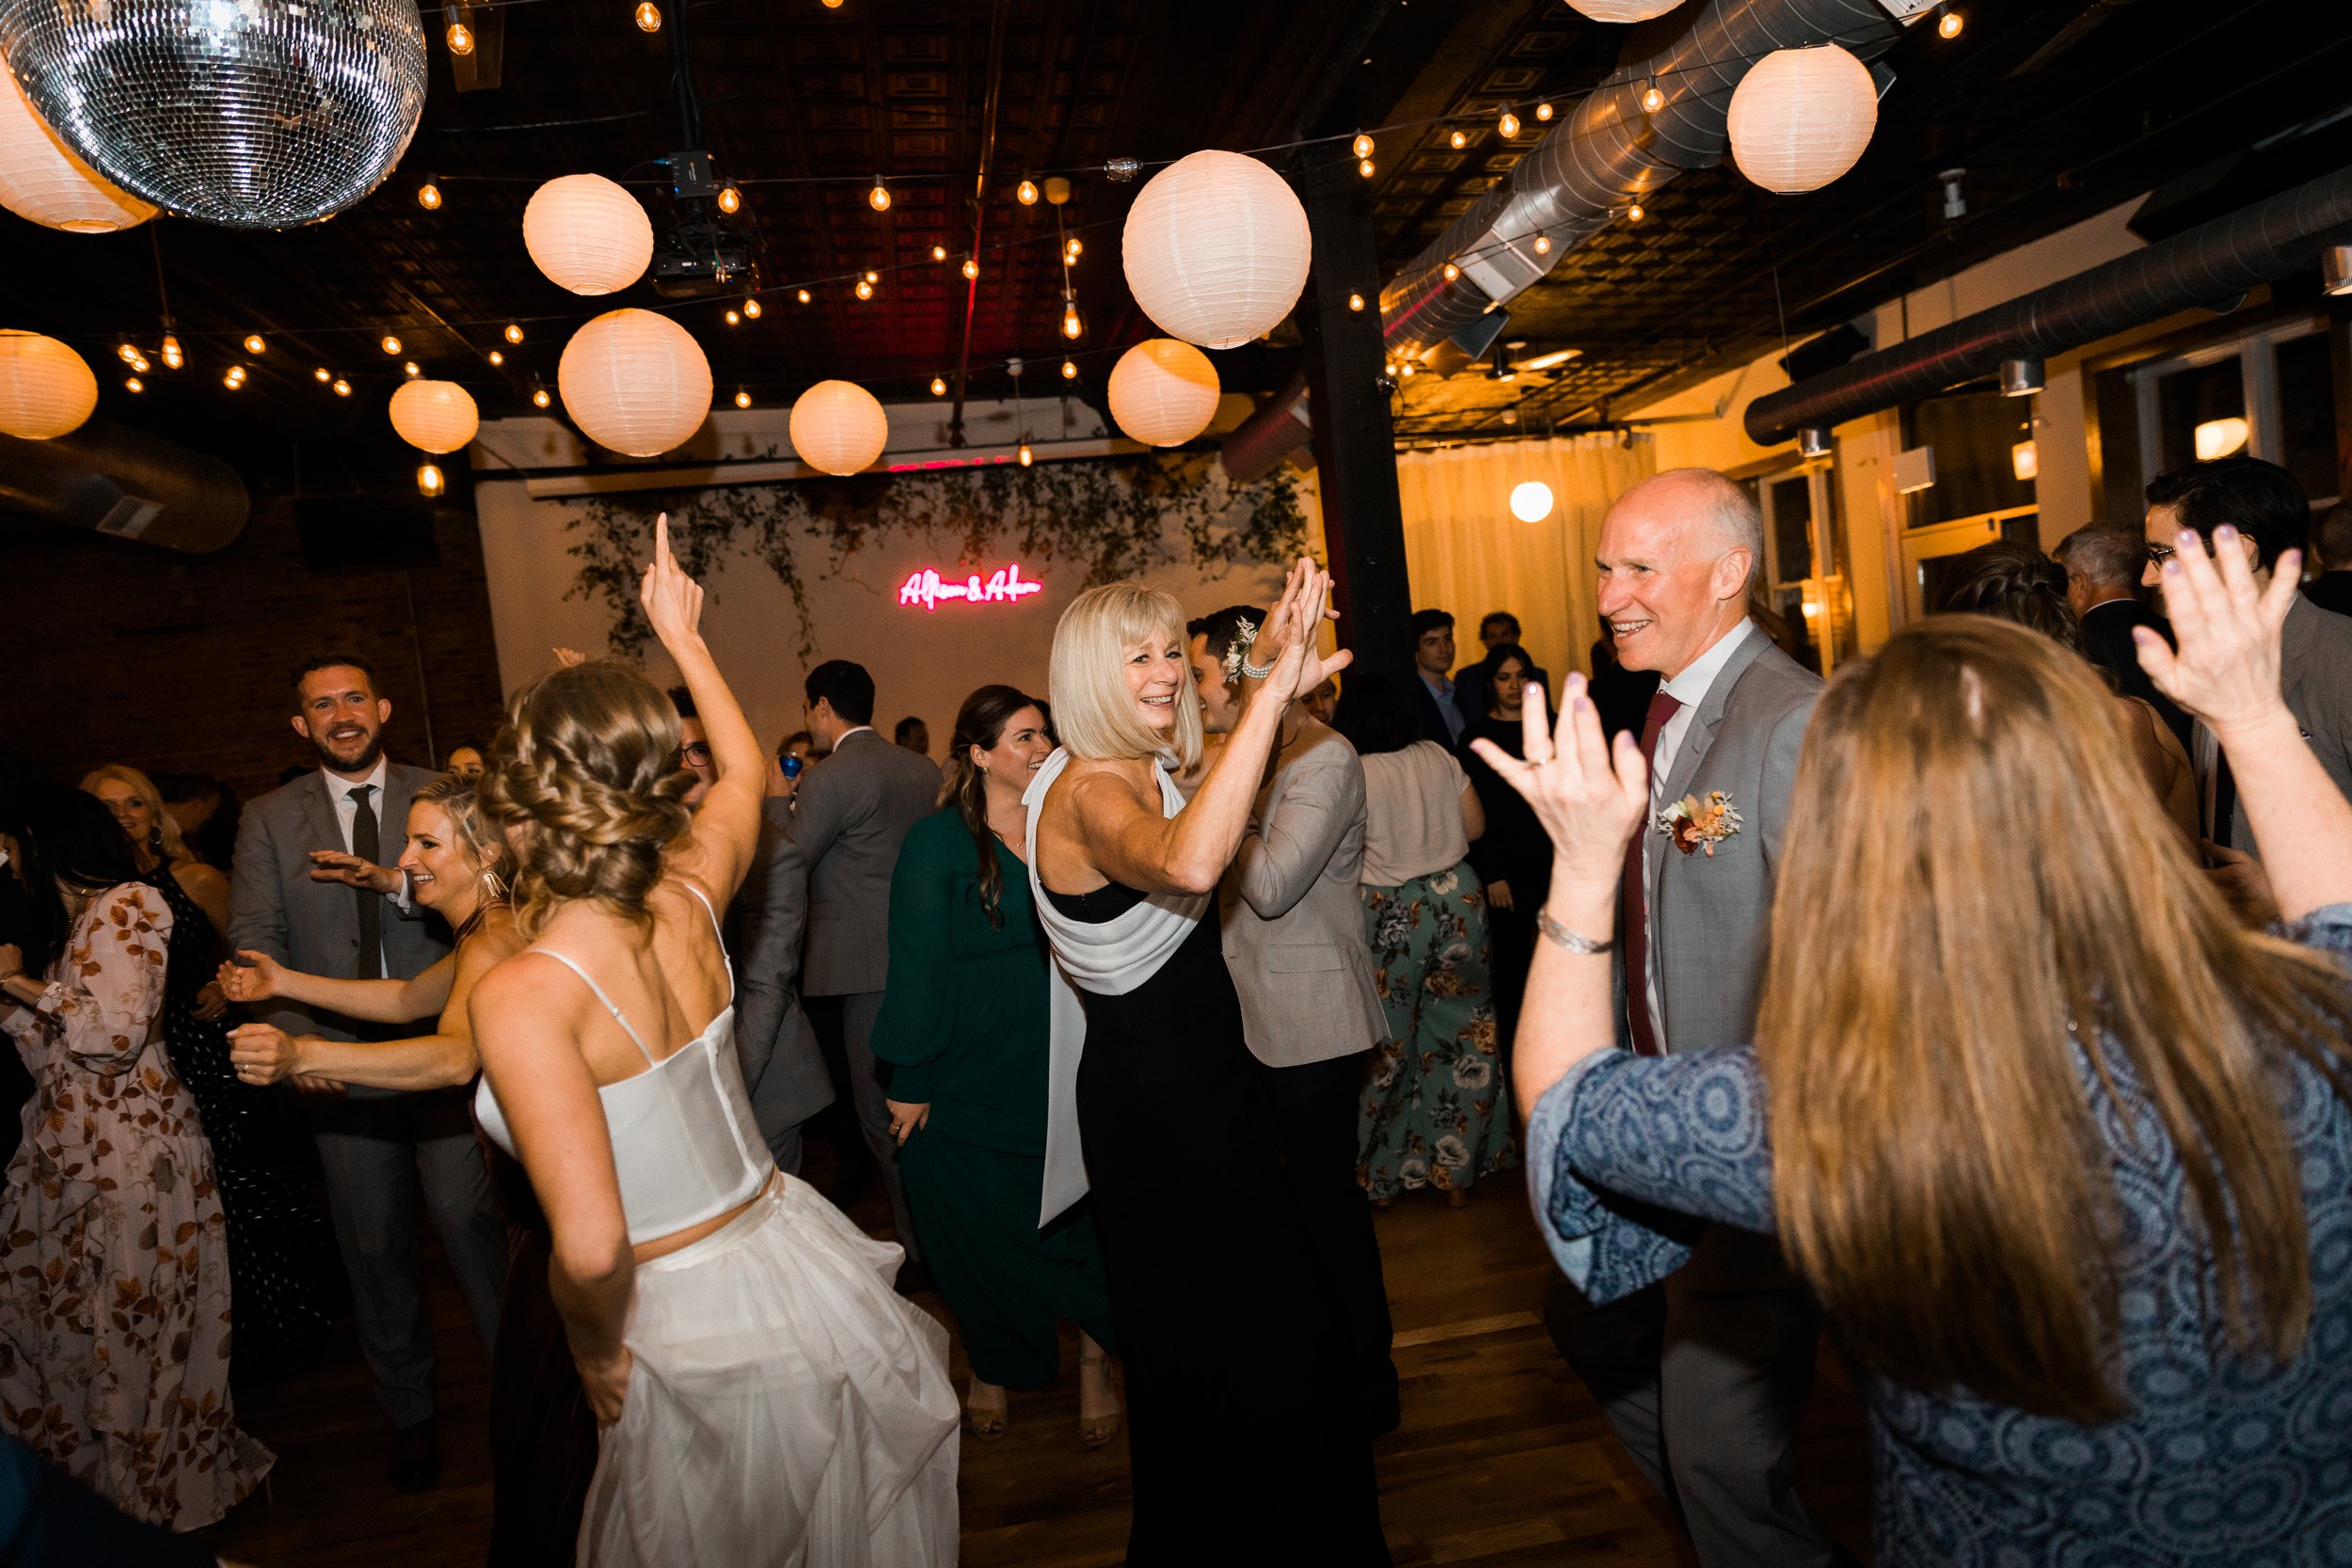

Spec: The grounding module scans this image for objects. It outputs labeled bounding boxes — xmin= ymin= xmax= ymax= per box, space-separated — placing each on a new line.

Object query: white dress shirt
xmin=1639 ymin=618 xmax=1757 ymax=1052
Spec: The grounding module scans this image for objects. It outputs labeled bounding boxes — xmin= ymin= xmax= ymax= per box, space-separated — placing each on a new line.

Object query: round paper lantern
xmin=0 ymin=329 xmax=97 ymax=439
xmin=1509 ymin=481 xmax=1555 ymax=523
xmin=557 ymin=309 xmax=711 ymax=457
xmin=389 ymin=379 xmax=480 ymax=454
xmin=1726 ymin=44 xmax=1878 ymax=195
xmin=0 ymin=64 xmax=152 ymax=232
xmin=1565 ymin=0 xmax=1685 ymax=20
xmin=788 ymin=380 xmax=889 ymax=476
xmin=1107 ymin=339 xmax=1220 ymax=448
xmin=524 ymin=174 xmax=655 ymax=296
xmin=1 ymin=0 xmax=426 ymax=229
xmin=1121 ymin=150 xmax=1311 ymax=350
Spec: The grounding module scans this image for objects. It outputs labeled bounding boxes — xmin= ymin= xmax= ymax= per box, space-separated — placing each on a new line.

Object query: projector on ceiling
xmin=652 ymin=148 xmax=756 ymax=300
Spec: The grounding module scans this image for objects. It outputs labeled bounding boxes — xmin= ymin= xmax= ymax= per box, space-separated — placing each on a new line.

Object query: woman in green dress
xmin=872 ymin=685 xmax=1123 ymax=1446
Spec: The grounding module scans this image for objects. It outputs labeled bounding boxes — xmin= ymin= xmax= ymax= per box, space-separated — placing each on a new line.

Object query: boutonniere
xmin=1656 ymin=790 xmax=1742 ymax=857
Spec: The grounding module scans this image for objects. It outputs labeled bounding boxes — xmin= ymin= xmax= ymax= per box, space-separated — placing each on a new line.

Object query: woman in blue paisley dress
xmin=1480 ymin=526 xmax=2352 ymax=1566
xmin=1332 ymin=674 xmax=1513 ymax=1204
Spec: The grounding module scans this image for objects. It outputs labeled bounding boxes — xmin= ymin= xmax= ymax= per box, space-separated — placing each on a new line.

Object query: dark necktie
xmin=1619 ymin=691 xmax=1682 ymax=1056
xmin=349 ymin=785 xmax=382 ymax=979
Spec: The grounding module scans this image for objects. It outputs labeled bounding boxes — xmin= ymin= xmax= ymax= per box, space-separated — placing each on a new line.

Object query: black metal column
xmin=1295 ymin=142 xmax=1413 ymax=691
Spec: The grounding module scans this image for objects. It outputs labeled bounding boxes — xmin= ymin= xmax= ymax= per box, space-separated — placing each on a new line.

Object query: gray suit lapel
xmin=302 ymin=771 xmax=344 ymax=856
xmin=1647 ymin=626 xmax=1768 ymax=890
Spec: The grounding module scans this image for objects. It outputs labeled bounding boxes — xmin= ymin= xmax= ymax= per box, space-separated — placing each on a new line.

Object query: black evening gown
xmin=1042 ymin=880 xmax=1390 ymax=1567
xmin=141 ymin=863 xmax=336 ymax=1377
xmin=484 ymin=1146 xmax=599 ymax=1568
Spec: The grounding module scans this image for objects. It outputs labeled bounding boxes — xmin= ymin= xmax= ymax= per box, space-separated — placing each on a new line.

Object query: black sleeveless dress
xmin=1042 ymin=879 xmax=1389 ymax=1566
xmin=141 ymin=863 xmax=336 ymax=1376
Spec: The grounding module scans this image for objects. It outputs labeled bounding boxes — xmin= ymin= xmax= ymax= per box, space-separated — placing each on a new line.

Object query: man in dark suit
xmin=785 ymin=659 xmax=942 ymax=1259
xmin=226 ymin=653 xmax=505 ymax=1491
xmin=2053 ymin=525 xmax=2187 ymax=744
xmin=2304 ymin=503 xmax=2352 ymax=618
xmin=1406 ymin=609 xmax=1466 ymax=749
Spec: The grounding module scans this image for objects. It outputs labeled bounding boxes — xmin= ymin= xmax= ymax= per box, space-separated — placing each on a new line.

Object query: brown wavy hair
xmin=941 ymin=685 xmax=1047 ymax=929
xmin=1931 ymin=540 xmax=2087 ymax=657
xmin=477 ymin=660 xmax=695 ymax=936
xmin=1757 ymin=616 xmax=2352 ymax=1422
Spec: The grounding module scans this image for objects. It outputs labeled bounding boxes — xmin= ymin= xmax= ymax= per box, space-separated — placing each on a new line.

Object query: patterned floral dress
xmin=1358 ymin=862 xmax=1516 ymax=1199
xmin=0 ymin=883 xmax=273 ymax=1529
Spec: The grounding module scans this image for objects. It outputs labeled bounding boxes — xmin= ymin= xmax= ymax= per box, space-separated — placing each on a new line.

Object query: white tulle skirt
xmin=577 ymin=1173 xmax=961 ymax=1567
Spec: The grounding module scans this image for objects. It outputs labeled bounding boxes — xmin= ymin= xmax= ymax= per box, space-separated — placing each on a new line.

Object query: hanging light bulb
xmin=634 ymin=2 xmax=661 ymax=32
xmin=504 ymin=324 xmax=524 ymax=344
xmin=161 ymin=336 xmax=183 ymax=370
xmin=1442 ymin=261 xmax=1460 ymax=281
xmin=1642 ymin=82 xmax=1664 ymax=114
xmin=1347 ymin=293 xmax=1365 ymax=311
xmin=334 ymin=378 xmax=353 ymax=397
xmin=382 ymin=334 xmax=403 ymax=355
xmin=488 ymin=350 xmax=504 ymax=366
xmin=244 ymin=334 xmax=266 ymax=355
xmin=417 ymin=461 xmax=446 ymax=498
xmin=1449 ymin=129 xmax=1468 ymax=150
xmin=718 ymin=185 xmax=741 ymax=214
xmin=118 ymin=342 xmax=139 ymax=364
xmin=1536 ymin=103 xmax=1553 ymax=121
xmin=797 ymin=288 xmax=812 ymax=303
xmin=417 ymin=181 xmax=442 ymax=210
xmin=1066 ymin=237 xmax=1084 ymax=260
xmin=962 ymin=258 xmax=979 ymax=280
xmin=129 ymin=353 xmax=150 ymax=373
xmin=1627 ymin=203 xmax=1645 ymax=222
xmin=930 ymin=376 xmax=947 ymax=396
xmin=1352 ymin=133 xmax=1375 ymax=159
xmin=866 ymin=270 xmax=880 ymax=283
xmin=734 ymin=388 xmax=752 ymax=408
xmin=1938 ymin=6 xmax=1963 ymax=37
xmin=1359 ymin=157 xmax=1375 ymax=178
xmin=868 ymin=177 xmax=890 ymax=212
xmin=931 ymin=244 xmax=947 ymax=261
xmin=1062 ymin=303 xmax=1083 ymax=340
xmin=1499 ymin=111 xmax=1520 ymax=138
xmin=403 ymin=360 xmax=421 ymax=377
xmin=124 ymin=376 xmax=144 ymax=393
xmin=1061 ymin=357 xmax=1077 ymax=380
xmin=724 ymin=309 xmax=740 ymax=325
xmin=855 ymin=278 xmax=874 ymax=299
xmin=1018 ymin=441 xmax=1033 ymax=467
xmin=1013 ymin=179 xmax=1038 ymax=206
xmin=314 ymin=366 xmax=331 ymax=382
xmin=446 ymin=20 xmax=474 ymax=55
xmin=743 ymin=297 xmax=762 ymax=318
xmin=1400 ymin=362 xmax=1416 ymax=379
xmin=532 ymin=387 xmax=551 ymax=408
xmin=1534 ymin=232 xmax=1551 ymax=255
xmin=222 ymin=369 xmax=243 ymax=389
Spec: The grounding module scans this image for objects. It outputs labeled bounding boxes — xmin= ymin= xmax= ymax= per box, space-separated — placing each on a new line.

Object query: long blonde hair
xmin=1048 ymin=581 xmax=1201 ymax=772
xmin=1758 ymin=616 xmax=2352 ymax=1422
xmin=79 ymin=764 xmax=191 ymax=865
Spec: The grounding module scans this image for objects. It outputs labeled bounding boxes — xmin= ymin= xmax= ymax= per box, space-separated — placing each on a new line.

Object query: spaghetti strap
xmin=527 ymin=949 xmax=660 ymax=1067
xmin=680 ymin=879 xmax=735 ymax=1001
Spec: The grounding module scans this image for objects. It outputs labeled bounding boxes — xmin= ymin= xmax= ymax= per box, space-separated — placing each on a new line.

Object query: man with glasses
xmin=668 ymin=686 xmax=717 ymax=808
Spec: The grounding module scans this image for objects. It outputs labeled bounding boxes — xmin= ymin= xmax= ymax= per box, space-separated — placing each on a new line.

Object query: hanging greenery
xmin=565 ymin=451 xmax=1309 ymax=657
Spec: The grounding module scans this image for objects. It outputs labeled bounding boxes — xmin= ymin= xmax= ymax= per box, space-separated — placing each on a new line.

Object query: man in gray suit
xmin=1190 ymin=607 xmax=1398 ymax=1433
xmin=226 ymin=653 xmax=506 ymax=1491
xmin=1541 ymin=471 xmax=1847 ymax=1568
xmin=785 ymin=659 xmax=941 ymax=1259
xmin=733 ymin=801 xmax=838 ymax=1172
xmin=2142 ymin=456 xmax=2352 ymax=917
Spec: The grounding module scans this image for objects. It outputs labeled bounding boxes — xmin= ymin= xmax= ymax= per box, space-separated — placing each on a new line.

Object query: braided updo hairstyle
xmin=478 ymin=659 xmax=696 ymax=936
xmin=1931 ymin=540 xmax=2090 ymax=658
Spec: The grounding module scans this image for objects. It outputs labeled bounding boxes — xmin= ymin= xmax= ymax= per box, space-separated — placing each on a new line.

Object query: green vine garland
xmin=564 ymin=451 xmax=1310 ymax=658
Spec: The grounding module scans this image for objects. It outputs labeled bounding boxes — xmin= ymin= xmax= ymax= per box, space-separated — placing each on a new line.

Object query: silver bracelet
xmin=1239 ymin=654 xmax=1277 ymax=680
xmin=1535 ymin=907 xmax=1614 ymax=955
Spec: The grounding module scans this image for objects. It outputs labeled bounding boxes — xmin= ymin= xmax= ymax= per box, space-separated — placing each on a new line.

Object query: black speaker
xmin=294 ymin=495 xmax=441 ymax=571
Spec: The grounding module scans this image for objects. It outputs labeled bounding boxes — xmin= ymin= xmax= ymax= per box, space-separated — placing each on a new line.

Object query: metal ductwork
xmin=1219 ymin=0 xmax=1922 ymax=481
xmin=0 ymin=419 xmax=249 ymax=552
xmin=1745 ymin=162 xmax=2352 ymax=444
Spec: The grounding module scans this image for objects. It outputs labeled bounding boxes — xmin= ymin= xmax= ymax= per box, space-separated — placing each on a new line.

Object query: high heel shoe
xmin=1076 ymin=1353 xmax=1121 ymax=1449
xmin=966 ymin=1379 xmax=1009 ymax=1442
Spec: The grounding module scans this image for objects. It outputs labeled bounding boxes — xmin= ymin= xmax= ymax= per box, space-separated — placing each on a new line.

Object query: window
xmin=1738 ymin=460 xmax=1853 ymax=675
xmin=1905 ymin=388 xmax=2038 ymax=527
xmin=2129 ymin=319 xmax=2341 ymax=507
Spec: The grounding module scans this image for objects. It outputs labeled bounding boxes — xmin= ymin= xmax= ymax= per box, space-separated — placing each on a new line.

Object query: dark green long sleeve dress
xmin=869 ymin=808 xmax=1118 ymax=1386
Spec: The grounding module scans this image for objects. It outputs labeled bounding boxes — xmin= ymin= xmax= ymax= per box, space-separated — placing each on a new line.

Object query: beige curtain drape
xmin=1394 ymin=433 xmax=1656 ymax=683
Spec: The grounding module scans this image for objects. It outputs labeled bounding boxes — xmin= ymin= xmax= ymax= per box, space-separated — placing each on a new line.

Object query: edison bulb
xmin=117 ymin=343 xmax=139 ymax=363
xmin=417 ymin=462 xmax=445 ymax=498
xmin=634 ymin=2 xmax=661 ymax=32
xmin=1938 ymin=8 xmax=1963 ymax=37
xmin=1061 ymin=358 xmax=1076 ymax=380
xmin=1016 ymin=179 xmax=1039 ymax=205
xmin=1642 ymin=84 xmax=1664 ymax=113
xmin=488 ymin=350 xmax=504 ymax=366
xmin=1065 ymin=238 xmax=1082 ymax=258
xmin=1359 ymin=158 xmax=1375 ymax=178
xmin=125 ymin=376 xmax=144 ymax=392
xmin=1499 ymin=111 xmax=1519 ymax=137
xmin=130 ymin=354 xmax=149 ymax=373
xmin=866 ymin=270 xmax=880 ymax=283
xmin=1536 ymin=103 xmax=1553 ymax=121
xmin=855 ymin=279 xmax=874 ymax=299
xmin=417 ymin=182 xmax=441 ymax=210
xmin=245 ymin=334 xmax=266 ymax=355
xmin=931 ymin=244 xmax=947 ymax=261
xmin=961 ymin=258 xmax=979 ymax=280
xmin=930 ymin=376 xmax=947 ymax=396
xmin=743 ymin=297 xmax=762 ymax=318
xmin=222 ymin=372 xmax=242 ymax=389
xmin=1352 ymin=133 xmax=1374 ymax=158
xmin=734 ymin=389 xmax=752 ymax=408
xmin=404 ymin=361 xmax=421 ymax=377
xmin=161 ymin=336 xmax=183 ymax=370
xmin=1017 ymin=443 xmax=1033 ymax=467
xmin=1534 ymin=233 xmax=1551 ymax=254
xmin=503 ymin=324 xmax=523 ymax=343
xmin=382 ymin=335 xmax=402 ymax=355
xmin=1061 ymin=306 xmax=1083 ymax=340
xmin=532 ymin=388 xmax=551 ymax=408
xmin=314 ymin=366 xmax=331 ymax=382
xmin=1628 ymin=203 xmax=1645 ymax=222
xmin=446 ymin=21 xmax=474 ymax=55
xmin=1442 ymin=261 xmax=1460 ymax=281
xmin=718 ymin=185 xmax=741 ymax=214
xmin=868 ymin=180 xmax=890 ymax=212
xmin=1449 ymin=129 xmax=1467 ymax=150
xmin=334 ymin=379 xmax=352 ymax=397
xmin=797 ymin=288 xmax=811 ymax=303
xmin=1347 ymin=293 xmax=1365 ymax=311
xmin=724 ymin=309 xmax=740 ymax=325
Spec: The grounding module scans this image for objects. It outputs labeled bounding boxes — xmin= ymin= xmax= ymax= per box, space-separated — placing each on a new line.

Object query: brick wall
xmin=4 ymin=503 xmax=508 ymax=806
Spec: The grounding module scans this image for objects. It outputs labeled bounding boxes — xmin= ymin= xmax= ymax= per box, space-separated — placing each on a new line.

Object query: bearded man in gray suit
xmin=226 ymin=653 xmax=506 ymax=1492
xmin=1540 ymin=470 xmax=1851 ymax=1568
xmin=785 ymin=659 xmax=942 ymax=1261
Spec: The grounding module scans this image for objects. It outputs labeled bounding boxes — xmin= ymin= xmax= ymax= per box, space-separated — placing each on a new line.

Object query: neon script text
xmin=898 ymin=562 xmax=1044 ymax=611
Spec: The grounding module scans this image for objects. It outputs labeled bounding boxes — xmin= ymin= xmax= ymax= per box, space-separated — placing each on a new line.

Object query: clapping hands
xmin=1469 ymin=674 xmax=1651 ymax=884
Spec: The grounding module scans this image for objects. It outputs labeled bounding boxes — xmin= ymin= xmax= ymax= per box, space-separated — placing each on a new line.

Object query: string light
xmin=504 ymin=324 xmax=523 ymax=343
xmin=1642 ymin=82 xmax=1664 ymax=113
xmin=866 ymin=270 xmax=880 ymax=282
xmin=930 ymin=376 xmax=947 ymax=396
xmin=1016 ymin=179 xmax=1039 ymax=205
xmin=634 ymin=2 xmax=660 ymax=32
xmin=1352 ymin=133 xmax=1374 ymax=158
xmin=334 ymin=378 xmax=353 ymax=397
xmin=532 ymin=387 xmax=550 ymax=407
xmin=868 ymin=177 xmax=890 ymax=212
xmin=1499 ymin=111 xmax=1519 ymax=138
xmin=931 ymin=244 xmax=947 ymax=261
xmin=314 ymin=367 xmax=331 ymax=382
xmin=124 ymin=376 xmax=144 ymax=393
xmin=417 ymin=462 xmax=445 ymax=498
xmin=734 ymin=388 xmax=752 ymax=408
xmin=1534 ymin=233 xmax=1551 ymax=254
xmin=1359 ymin=158 xmax=1375 ymax=178
xmin=417 ymin=182 xmax=441 ymax=210
xmin=1628 ymin=203 xmax=1645 ymax=222
xmin=1441 ymin=261 xmax=1460 ymax=281
xmin=244 ymin=334 xmax=266 ymax=355
xmin=717 ymin=185 xmax=741 ymax=214
xmin=1061 ymin=303 xmax=1083 ymax=339
xmin=1536 ymin=103 xmax=1553 ymax=121
xmin=1065 ymin=237 xmax=1082 ymax=259
xmin=160 ymin=336 xmax=183 ymax=370
xmin=962 ymin=258 xmax=979 ymax=280
xmin=854 ymin=278 xmax=874 ymax=299
xmin=797 ymin=288 xmax=811 ymax=303
xmin=1347 ymin=293 xmax=1365 ymax=311
xmin=381 ymin=334 xmax=402 ymax=355
xmin=1449 ymin=129 xmax=1468 ymax=150
xmin=446 ymin=20 xmax=473 ymax=55
xmin=1400 ymin=362 xmax=1416 ymax=379
xmin=223 ymin=367 xmax=245 ymax=388
xmin=117 ymin=342 xmax=138 ymax=364
xmin=1061 ymin=358 xmax=1077 ymax=380
xmin=743 ymin=297 xmax=761 ymax=318
xmin=1938 ymin=6 xmax=1963 ymax=37
xmin=1017 ymin=442 xmax=1033 ymax=467
xmin=488 ymin=349 xmax=504 ymax=365
xmin=403 ymin=360 xmax=421 ymax=377
xmin=724 ymin=309 xmax=740 ymax=325
xmin=129 ymin=352 xmax=150 ymax=373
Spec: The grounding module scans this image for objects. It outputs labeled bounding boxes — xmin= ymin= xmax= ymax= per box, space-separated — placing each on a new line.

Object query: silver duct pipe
xmin=1219 ymin=0 xmax=1920 ymax=481
xmin=1745 ymin=163 xmax=2352 ymax=443
xmin=0 ymin=419 xmax=249 ymax=552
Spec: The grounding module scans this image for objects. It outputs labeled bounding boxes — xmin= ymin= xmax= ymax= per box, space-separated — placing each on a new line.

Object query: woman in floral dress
xmin=0 ymin=787 xmax=271 ymax=1529
xmin=1332 ymin=675 xmax=1516 ymax=1204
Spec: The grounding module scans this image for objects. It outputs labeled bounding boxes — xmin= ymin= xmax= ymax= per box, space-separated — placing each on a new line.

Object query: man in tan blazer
xmin=1190 ymin=605 xmax=1397 ymax=1433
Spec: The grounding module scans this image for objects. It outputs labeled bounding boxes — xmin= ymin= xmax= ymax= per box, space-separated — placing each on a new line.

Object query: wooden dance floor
xmin=204 ymin=1159 xmax=1871 ymax=1566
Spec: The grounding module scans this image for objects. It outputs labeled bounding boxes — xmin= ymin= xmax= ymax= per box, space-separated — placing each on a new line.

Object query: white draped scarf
xmin=1022 ymin=747 xmax=1208 ymax=1225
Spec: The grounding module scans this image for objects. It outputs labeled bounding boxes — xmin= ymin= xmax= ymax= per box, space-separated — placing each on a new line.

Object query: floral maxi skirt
xmin=1358 ymin=864 xmax=1516 ymax=1200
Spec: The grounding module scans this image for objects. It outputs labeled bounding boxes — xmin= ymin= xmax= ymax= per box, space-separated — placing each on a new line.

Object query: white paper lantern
xmin=1509 ymin=481 xmax=1555 ymax=523
xmin=557 ymin=309 xmax=711 ymax=457
xmin=1726 ymin=44 xmax=1879 ymax=195
xmin=1107 ymin=339 xmax=1221 ymax=448
xmin=523 ymin=174 xmax=656 ymax=296
xmin=788 ymin=380 xmax=889 ymax=476
xmin=0 ymin=65 xmax=153 ymax=233
xmin=0 ymin=329 xmax=97 ymax=439
xmin=1565 ymin=0 xmax=1685 ymax=20
xmin=389 ymin=379 xmax=480 ymax=454
xmin=1121 ymin=150 xmax=1311 ymax=350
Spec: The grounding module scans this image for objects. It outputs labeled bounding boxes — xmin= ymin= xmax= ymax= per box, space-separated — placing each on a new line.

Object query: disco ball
xmin=0 ymin=0 xmax=428 ymax=230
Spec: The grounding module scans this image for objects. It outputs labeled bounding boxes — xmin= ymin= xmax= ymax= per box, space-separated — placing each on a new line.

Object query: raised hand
xmin=639 ymin=514 xmax=707 ymax=653
xmin=1246 ymin=556 xmax=1340 ymax=682
xmin=2135 ymin=525 xmax=2298 ymax=740
xmin=1468 ymin=675 xmax=1650 ymax=885
xmin=553 ymin=645 xmax=588 ymax=668
xmin=216 ymin=950 xmax=283 ymax=1004
xmin=1262 ymin=558 xmax=1354 ymax=705
xmin=308 ymin=849 xmax=401 ymax=895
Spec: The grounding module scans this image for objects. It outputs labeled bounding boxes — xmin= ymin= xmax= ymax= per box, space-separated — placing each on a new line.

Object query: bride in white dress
xmin=467 ymin=517 xmax=959 ymax=1566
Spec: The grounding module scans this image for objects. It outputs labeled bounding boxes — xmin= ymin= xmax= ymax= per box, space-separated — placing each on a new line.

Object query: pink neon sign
xmin=898 ymin=562 xmax=1045 ymax=612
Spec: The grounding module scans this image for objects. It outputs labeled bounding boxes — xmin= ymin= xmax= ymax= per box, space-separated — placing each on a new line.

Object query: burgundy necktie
xmin=1620 ymin=691 xmax=1682 ymax=1056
